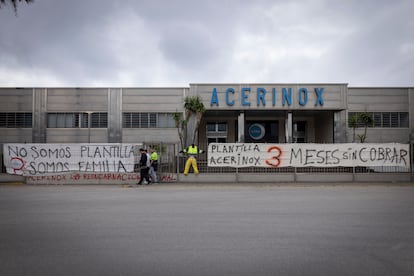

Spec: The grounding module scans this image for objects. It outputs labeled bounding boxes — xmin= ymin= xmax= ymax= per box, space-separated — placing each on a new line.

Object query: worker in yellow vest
xmin=182 ymin=144 xmax=203 ymax=175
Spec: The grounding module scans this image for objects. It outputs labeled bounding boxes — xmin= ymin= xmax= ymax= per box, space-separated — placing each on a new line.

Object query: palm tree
xmin=184 ymin=95 xmax=205 ymax=145
xmin=172 ymin=111 xmax=186 ymax=152
xmin=357 ymin=112 xmax=374 ymax=143
xmin=0 ymin=0 xmax=33 ymax=13
xmin=348 ymin=113 xmax=359 ymax=142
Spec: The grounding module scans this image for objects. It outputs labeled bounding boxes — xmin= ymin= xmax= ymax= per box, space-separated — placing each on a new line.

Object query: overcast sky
xmin=0 ymin=0 xmax=413 ymax=87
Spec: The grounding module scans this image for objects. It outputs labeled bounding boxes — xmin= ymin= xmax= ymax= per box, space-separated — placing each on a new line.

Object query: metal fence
xmin=179 ymin=160 xmax=411 ymax=174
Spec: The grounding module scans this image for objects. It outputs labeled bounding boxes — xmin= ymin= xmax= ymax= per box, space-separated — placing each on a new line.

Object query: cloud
xmin=0 ymin=0 xmax=413 ymax=86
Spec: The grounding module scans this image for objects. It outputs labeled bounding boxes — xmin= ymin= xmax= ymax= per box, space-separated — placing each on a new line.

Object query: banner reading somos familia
xmin=208 ymin=143 xmax=410 ymax=169
xmin=3 ymin=143 xmax=139 ymax=176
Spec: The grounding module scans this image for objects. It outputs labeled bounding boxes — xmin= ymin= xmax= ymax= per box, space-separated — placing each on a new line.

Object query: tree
xmin=357 ymin=112 xmax=374 ymax=143
xmin=349 ymin=112 xmax=374 ymax=143
xmin=348 ymin=113 xmax=359 ymax=142
xmin=184 ymin=95 xmax=205 ymax=145
xmin=172 ymin=111 xmax=186 ymax=152
xmin=0 ymin=0 xmax=33 ymax=14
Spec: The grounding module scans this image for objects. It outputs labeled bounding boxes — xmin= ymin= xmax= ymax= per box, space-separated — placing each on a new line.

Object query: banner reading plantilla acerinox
xmin=208 ymin=143 xmax=410 ymax=168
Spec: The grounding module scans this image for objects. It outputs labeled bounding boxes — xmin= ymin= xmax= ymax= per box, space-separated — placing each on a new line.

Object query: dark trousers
xmin=138 ymin=167 xmax=150 ymax=184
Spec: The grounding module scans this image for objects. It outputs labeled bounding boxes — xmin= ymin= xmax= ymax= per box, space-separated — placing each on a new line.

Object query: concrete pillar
xmin=108 ymin=88 xmax=122 ymax=143
xmin=238 ymin=112 xmax=245 ymax=142
xmin=285 ymin=112 xmax=292 ymax=143
xmin=32 ymin=88 xmax=47 ymax=143
xmin=334 ymin=110 xmax=347 ymax=143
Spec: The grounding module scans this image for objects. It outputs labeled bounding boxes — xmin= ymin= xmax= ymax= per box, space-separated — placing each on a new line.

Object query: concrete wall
xmin=347 ymin=87 xmax=411 ymax=143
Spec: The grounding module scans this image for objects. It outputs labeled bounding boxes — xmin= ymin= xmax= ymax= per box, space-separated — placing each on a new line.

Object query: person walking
xmin=137 ymin=148 xmax=151 ymax=185
xmin=149 ymin=147 xmax=158 ymax=183
xmin=182 ymin=143 xmax=203 ymax=176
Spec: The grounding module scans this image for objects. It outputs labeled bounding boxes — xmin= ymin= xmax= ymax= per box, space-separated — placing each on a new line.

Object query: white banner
xmin=208 ymin=143 xmax=410 ymax=168
xmin=3 ymin=143 xmax=140 ymax=175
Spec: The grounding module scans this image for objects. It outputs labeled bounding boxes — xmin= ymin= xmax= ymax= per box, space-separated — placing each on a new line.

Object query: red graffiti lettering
xmin=265 ymin=146 xmax=282 ymax=167
xmin=10 ymin=157 xmax=25 ymax=174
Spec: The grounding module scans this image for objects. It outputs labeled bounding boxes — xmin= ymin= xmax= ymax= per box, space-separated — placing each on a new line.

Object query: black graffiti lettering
xmin=31 ymin=146 xmax=40 ymax=159
xmin=209 ymin=156 xmax=217 ymax=165
xmin=386 ymin=147 xmax=392 ymax=161
xmin=400 ymin=149 xmax=408 ymax=166
xmin=78 ymin=160 xmax=129 ymax=172
xmin=31 ymin=146 xmax=72 ymax=160
xmin=304 ymin=149 xmax=316 ymax=165
xmin=118 ymin=161 xmax=127 ymax=172
xmin=209 ymin=155 xmax=260 ymax=166
xmin=332 ymin=149 xmax=340 ymax=164
xmin=29 ymin=161 xmax=37 ymax=175
xmin=359 ymin=148 xmax=367 ymax=162
xmin=28 ymin=161 xmax=70 ymax=174
xmin=316 ymin=150 xmax=325 ymax=164
xmin=290 ymin=148 xmax=302 ymax=165
xmin=8 ymin=145 xmax=28 ymax=158
xmin=80 ymin=145 xmax=134 ymax=158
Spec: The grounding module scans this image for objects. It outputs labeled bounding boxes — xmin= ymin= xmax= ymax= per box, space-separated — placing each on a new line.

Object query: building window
xmin=206 ymin=122 xmax=227 ymax=144
xmin=91 ymin=112 xmax=108 ymax=128
xmin=123 ymin=112 xmax=175 ymax=128
xmin=348 ymin=112 xmax=409 ymax=128
xmin=47 ymin=112 xmax=107 ymax=128
xmin=0 ymin=112 xmax=32 ymax=128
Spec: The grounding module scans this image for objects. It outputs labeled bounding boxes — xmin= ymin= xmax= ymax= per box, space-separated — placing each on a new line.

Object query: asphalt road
xmin=1 ymin=184 xmax=413 ymax=276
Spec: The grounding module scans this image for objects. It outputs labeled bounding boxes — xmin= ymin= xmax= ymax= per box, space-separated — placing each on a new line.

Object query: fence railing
xmin=176 ymin=160 xmax=411 ymax=174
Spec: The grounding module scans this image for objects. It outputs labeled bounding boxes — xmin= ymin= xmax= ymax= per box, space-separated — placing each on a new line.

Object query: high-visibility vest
xmin=187 ymin=146 xmax=198 ymax=154
xmin=150 ymin=152 xmax=158 ymax=161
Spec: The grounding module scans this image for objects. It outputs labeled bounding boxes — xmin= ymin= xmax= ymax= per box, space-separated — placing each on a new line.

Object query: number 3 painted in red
xmin=265 ymin=146 xmax=282 ymax=167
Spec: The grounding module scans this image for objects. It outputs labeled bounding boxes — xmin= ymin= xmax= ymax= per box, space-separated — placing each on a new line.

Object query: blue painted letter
xmin=226 ymin=88 xmax=235 ymax=106
xmin=257 ymin=88 xmax=266 ymax=106
xmin=282 ymin=88 xmax=292 ymax=106
xmin=210 ymin=88 xmax=219 ymax=106
xmin=315 ymin=88 xmax=324 ymax=106
xmin=298 ymin=88 xmax=308 ymax=106
xmin=241 ymin=87 xmax=251 ymax=106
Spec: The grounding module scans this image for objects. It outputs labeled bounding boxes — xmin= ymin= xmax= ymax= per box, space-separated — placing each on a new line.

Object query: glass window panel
xmin=207 ymin=123 xmax=216 ymax=132
xmin=390 ymin=112 xmax=399 ymax=128
xmin=24 ymin=113 xmax=32 ymax=128
xmin=149 ymin=113 xmax=156 ymax=128
xmin=6 ymin=113 xmax=15 ymax=128
xmin=0 ymin=113 xmax=7 ymax=127
xmin=80 ymin=113 xmax=89 ymax=128
xmin=123 ymin=113 xmax=131 ymax=128
xmin=56 ymin=114 xmax=65 ymax=127
xmin=373 ymin=112 xmax=381 ymax=127
xmin=131 ymin=113 xmax=140 ymax=128
xmin=382 ymin=113 xmax=390 ymax=128
xmin=166 ymin=113 xmax=175 ymax=128
xmin=158 ymin=113 xmax=169 ymax=128
xmin=140 ymin=113 xmax=149 ymax=128
xmin=217 ymin=123 xmax=227 ymax=131
xmin=399 ymin=112 xmax=408 ymax=128
xmin=48 ymin=113 xmax=56 ymax=128
xmin=16 ymin=113 xmax=24 ymax=127
xmin=100 ymin=113 xmax=108 ymax=127
xmin=91 ymin=113 xmax=107 ymax=128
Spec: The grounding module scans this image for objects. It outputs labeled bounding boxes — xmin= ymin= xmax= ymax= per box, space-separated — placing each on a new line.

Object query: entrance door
xmin=293 ymin=121 xmax=307 ymax=143
xmin=245 ymin=121 xmax=278 ymax=143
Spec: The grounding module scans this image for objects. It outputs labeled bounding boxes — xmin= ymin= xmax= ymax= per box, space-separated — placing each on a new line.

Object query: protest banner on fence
xmin=208 ymin=143 xmax=410 ymax=168
xmin=3 ymin=143 xmax=139 ymax=175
